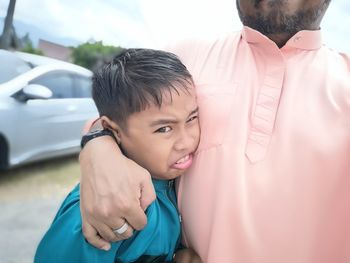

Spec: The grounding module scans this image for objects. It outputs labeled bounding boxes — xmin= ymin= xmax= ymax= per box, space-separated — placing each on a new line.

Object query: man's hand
xmin=79 ymin=135 xmax=156 ymax=250
xmin=174 ymin=248 xmax=202 ymax=263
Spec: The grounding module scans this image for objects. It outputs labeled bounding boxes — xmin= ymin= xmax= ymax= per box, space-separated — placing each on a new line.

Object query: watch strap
xmin=80 ymin=129 xmax=116 ymax=149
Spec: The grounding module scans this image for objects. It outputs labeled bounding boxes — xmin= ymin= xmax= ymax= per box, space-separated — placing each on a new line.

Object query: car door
xmin=14 ymin=70 xmax=97 ymax=164
xmin=72 ymin=74 xmax=99 ymax=130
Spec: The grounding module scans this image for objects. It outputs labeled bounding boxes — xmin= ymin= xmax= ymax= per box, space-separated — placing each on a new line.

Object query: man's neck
xmin=266 ymin=32 xmax=295 ymax=48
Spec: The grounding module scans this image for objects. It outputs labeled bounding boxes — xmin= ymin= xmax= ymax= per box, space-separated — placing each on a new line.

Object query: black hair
xmin=92 ymin=48 xmax=194 ymax=129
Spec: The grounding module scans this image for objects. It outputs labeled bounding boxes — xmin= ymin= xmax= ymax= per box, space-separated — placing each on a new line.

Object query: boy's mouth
xmin=176 ymin=154 xmax=190 ymax=164
xmin=171 ymin=154 xmax=194 ymax=170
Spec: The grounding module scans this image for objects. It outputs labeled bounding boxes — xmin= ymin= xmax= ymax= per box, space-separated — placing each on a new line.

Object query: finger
xmin=108 ymin=219 xmax=135 ymax=242
xmin=115 ymin=222 xmax=134 ymax=240
xmin=112 ymin=228 xmax=134 ymax=242
xmin=94 ymin=222 xmax=120 ymax=243
xmin=82 ymin=222 xmax=111 ymax=251
xmin=139 ymin=177 xmax=156 ymax=211
xmin=123 ymin=205 xmax=148 ymax=231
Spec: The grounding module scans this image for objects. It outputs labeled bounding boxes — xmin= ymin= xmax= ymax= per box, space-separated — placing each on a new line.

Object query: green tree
xmin=71 ymin=41 xmax=123 ymax=70
xmin=21 ymin=41 xmax=43 ymax=55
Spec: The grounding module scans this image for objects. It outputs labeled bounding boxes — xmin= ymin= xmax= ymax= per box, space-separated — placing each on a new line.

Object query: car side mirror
xmin=22 ymin=84 xmax=53 ymax=100
xmin=13 ymin=84 xmax=53 ymax=102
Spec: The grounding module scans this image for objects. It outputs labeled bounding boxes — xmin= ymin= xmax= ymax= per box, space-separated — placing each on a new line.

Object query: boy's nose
xmin=174 ymin=130 xmax=196 ymax=152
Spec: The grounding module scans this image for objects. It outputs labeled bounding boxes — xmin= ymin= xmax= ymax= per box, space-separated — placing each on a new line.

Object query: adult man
xmin=79 ymin=0 xmax=350 ymax=262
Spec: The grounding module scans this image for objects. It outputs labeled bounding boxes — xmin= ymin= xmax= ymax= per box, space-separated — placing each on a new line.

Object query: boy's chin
xmin=153 ymin=170 xmax=185 ymax=180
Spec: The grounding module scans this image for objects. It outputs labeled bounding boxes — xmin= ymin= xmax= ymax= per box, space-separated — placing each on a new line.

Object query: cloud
xmin=139 ymin=0 xmax=241 ymax=47
xmin=321 ymin=0 xmax=350 ymax=53
xmin=2 ymin=0 xmax=149 ymax=47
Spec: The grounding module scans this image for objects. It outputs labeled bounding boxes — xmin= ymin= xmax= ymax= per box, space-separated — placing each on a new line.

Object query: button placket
xmin=245 ymin=51 xmax=285 ymax=163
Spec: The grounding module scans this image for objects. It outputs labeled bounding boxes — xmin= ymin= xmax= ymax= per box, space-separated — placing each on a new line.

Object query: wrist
xmin=80 ymin=128 xmax=117 ymax=149
xmin=79 ymin=134 xmax=123 ymax=171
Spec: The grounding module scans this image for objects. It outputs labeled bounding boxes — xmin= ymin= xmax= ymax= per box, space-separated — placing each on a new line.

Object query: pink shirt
xmin=170 ymin=27 xmax=350 ymax=263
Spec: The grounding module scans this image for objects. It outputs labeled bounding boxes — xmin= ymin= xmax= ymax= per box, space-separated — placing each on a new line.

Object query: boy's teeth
xmin=176 ymin=155 xmax=189 ymax=164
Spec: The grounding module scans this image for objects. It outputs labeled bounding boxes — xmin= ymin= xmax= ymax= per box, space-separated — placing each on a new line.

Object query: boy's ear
xmin=100 ymin=116 xmax=122 ymax=144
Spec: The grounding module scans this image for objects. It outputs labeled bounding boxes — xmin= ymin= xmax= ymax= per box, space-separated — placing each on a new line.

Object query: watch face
xmin=89 ymin=130 xmax=103 ymax=135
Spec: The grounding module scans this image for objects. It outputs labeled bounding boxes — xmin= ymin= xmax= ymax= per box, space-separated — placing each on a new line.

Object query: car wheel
xmin=0 ymin=134 xmax=9 ymax=169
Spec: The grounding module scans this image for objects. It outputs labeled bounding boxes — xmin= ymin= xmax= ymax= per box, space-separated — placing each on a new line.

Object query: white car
xmin=0 ymin=50 xmax=98 ymax=169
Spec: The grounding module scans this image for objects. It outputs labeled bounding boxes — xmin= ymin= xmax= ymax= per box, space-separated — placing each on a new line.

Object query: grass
xmin=0 ymin=156 xmax=80 ymax=201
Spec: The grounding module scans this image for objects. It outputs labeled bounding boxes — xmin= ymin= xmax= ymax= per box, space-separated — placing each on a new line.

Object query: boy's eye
xmin=155 ymin=126 xmax=172 ymax=133
xmin=187 ymin=115 xmax=198 ymax=122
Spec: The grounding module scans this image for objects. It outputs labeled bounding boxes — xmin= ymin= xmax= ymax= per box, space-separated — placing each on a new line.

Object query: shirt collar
xmin=241 ymin=26 xmax=322 ymax=50
xmin=152 ymin=178 xmax=172 ymax=191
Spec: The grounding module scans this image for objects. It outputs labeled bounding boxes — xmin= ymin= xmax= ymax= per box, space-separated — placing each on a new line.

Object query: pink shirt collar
xmin=241 ymin=26 xmax=322 ymax=50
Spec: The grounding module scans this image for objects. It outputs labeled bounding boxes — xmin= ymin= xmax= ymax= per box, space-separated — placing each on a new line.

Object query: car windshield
xmin=0 ymin=50 xmax=32 ymax=84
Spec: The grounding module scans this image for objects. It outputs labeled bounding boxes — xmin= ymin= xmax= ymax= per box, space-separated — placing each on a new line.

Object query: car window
xmin=30 ymin=72 xmax=74 ymax=99
xmin=0 ymin=50 xmax=31 ymax=84
xmin=74 ymin=75 xmax=92 ymax=98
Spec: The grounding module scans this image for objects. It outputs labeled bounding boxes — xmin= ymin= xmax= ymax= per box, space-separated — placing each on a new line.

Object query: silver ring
xmin=113 ymin=221 xmax=129 ymax=235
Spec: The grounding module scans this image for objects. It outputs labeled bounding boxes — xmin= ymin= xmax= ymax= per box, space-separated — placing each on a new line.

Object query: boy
xmin=34 ymin=49 xmax=200 ymax=263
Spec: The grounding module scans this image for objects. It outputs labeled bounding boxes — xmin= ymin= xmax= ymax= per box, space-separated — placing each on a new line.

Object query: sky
xmin=0 ymin=0 xmax=349 ymax=53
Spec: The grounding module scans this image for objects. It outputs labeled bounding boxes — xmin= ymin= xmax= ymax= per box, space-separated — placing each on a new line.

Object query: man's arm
xmin=79 ymin=120 xmax=156 ymax=249
xmin=174 ymin=248 xmax=202 ymax=263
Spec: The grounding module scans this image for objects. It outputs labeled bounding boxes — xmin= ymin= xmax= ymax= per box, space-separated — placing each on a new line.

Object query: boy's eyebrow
xmin=150 ymin=107 xmax=199 ymax=127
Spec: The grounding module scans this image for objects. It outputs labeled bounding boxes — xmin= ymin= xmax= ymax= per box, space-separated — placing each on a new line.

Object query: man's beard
xmin=237 ymin=1 xmax=330 ymax=36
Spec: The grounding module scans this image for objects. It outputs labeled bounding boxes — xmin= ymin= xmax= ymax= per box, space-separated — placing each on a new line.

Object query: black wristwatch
xmin=80 ymin=129 xmax=116 ymax=149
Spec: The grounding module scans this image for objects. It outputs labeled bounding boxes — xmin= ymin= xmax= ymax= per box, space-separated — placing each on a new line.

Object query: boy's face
xmin=113 ymin=85 xmax=200 ymax=180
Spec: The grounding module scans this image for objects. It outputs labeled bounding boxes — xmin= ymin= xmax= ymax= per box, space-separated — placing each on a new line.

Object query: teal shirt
xmin=34 ymin=179 xmax=180 ymax=263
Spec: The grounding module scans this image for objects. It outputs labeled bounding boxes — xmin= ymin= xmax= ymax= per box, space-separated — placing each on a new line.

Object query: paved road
xmin=0 ymin=197 xmax=62 ymax=263
xmin=0 ymin=156 xmax=79 ymax=263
